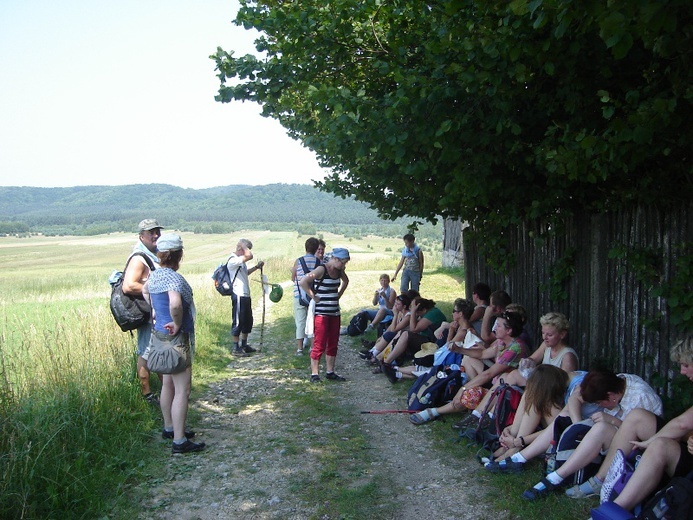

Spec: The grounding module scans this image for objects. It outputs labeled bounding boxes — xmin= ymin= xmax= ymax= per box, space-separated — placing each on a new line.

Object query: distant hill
xmin=0 ymin=184 xmax=439 ymax=239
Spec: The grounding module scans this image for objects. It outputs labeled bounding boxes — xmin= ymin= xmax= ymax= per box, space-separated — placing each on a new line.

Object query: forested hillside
xmin=0 ymin=184 xmax=440 ymax=240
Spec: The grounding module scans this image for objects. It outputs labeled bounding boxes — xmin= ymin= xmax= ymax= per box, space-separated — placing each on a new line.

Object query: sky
xmin=0 ymin=0 xmax=328 ymax=189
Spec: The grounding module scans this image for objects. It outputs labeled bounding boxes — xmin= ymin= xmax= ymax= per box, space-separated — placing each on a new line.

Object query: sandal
xmin=522 ymin=478 xmax=560 ymax=501
xmin=372 ymin=365 xmax=383 ymax=374
xmin=565 ymin=477 xmax=602 ymax=499
xmin=409 ymin=412 xmax=430 ymax=425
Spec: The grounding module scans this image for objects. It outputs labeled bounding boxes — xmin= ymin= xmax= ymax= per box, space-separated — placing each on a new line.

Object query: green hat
xmin=269 ymin=284 xmax=283 ymax=303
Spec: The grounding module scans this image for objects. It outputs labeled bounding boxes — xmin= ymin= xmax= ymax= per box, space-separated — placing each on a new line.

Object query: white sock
xmin=546 ymin=472 xmax=563 ymax=485
xmin=471 ymin=410 xmax=482 ymax=418
xmin=370 ymin=347 xmax=378 ymax=355
xmin=511 ymin=453 xmax=527 ymax=463
xmin=488 ymin=412 xmax=495 ymax=419
xmin=430 ymin=408 xmax=440 ymax=417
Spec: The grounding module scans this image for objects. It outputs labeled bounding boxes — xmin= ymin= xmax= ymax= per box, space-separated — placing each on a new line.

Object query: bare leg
xmin=326 ymin=355 xmax=336 ymax=373
xmin=171 ymin=369 xmax=191 ymax=441
xmin=137 ymin=356 xmax=152 ymax=395
xmin=160 ymin=374 xmax=174 ymax=429
xmin=371 ymin=308 xmax=387 ymax=327
xmin=384 ymin=331 xmax=409 ymax=364
xmin=462 ymin=356 xmax=484 ymax=380
xmin=614 ymin=438 xmax=681 ymax=511
xmin=555 ymin=423 xmax=617 ymax=479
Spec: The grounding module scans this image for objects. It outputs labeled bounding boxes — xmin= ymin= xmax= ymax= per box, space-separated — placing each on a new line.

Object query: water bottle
xmin=545 ymin=440 xmax=557 ymax=474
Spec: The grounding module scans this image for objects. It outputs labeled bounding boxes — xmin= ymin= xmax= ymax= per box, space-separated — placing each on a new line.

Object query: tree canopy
xmin=212 ymin=0 xmax=691 ymax=239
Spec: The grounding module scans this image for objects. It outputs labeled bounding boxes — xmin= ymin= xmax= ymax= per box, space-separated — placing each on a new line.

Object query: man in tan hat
xmin=123 ymin=219 xmax=162 ymax=404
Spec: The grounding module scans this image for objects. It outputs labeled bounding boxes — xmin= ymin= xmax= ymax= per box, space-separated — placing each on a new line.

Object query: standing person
xmin=392 ymin=233 xmax=424 ymax=293
xmin=122 ymin=218 xmax=162 ymax=404
xmin=227 ymin=239 xmax=264 ymax=357
xmin=316 ymin=239 xmax=326 ymax=263
xmin=142 ymin=233 xmax=205 ymax=454
xmin=291 ymin=237 xmax=321 ymax=355
xmin=300 ymin=248 xmax=350 ymax=382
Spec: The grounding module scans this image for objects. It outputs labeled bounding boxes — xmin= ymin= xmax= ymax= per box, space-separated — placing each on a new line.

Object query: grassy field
xmin=0 ymin=231 xmax=593 ymax=519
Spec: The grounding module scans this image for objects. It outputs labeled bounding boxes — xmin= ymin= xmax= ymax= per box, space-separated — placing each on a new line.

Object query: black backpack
xmin=636 ymin=472 xmax=693 ymax=520
xmin=211 ymin=257 xmax=240 ymax=296
xmin=548 ymin=417 xmax=603 ymax=486
xmin=109 ymin=252 xmax=155 ymax=332
xmin=407 ymin=366 xmax=463 ymax=412
xmin=347 ymin=310 xmax=370 ymax=336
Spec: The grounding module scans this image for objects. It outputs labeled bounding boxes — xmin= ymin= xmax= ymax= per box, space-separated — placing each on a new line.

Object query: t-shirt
xmin=607 ymin=373 xmax=663 ymax=418
xmin=419 ymin=307 xmax=446 ymax=340
xmin=226 ymin=254 xmax=249 ymax=297
xmin=401 ymin=245 xmax=421 ymax=272
xmin=314 ymin=270 xmax=342 ymax=317
xmin=147 ymin=267 xmax=195 ymax=334
xmin=494 ymin=337 xmax=529 ymax=368
xmin=542 ymin=346 xmax=579 ymax=369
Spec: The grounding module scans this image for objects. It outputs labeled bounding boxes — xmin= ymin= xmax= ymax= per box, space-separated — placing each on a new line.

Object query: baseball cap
xmin=156 ymin=233 xmax=183 ymax=252
xmin=138 ymin=219 xmax=163 ymax=232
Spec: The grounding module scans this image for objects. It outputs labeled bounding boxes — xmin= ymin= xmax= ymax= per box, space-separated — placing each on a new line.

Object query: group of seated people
xmin=352 ymin=279 xmax=693 ymax=515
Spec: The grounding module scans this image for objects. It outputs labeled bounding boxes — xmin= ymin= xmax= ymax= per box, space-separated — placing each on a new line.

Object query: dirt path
xmin=135 ymin=325 xmax=500 ymax=520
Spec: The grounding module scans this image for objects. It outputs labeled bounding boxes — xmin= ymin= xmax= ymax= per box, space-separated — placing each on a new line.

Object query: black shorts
xmin=674 ymin=441 xmax=693 ymax=477
xmin=231 ymin=294 xmax=253 ymax=336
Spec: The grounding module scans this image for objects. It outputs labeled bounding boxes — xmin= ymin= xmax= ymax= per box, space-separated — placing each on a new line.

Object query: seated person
xmin=485 ymin=369 xmax=663 ymax=501
xmin=469 ymin=282 xmax=491 ymax=336
xmin=382 ymin=298 xmax=446 ymax=366
xmin=409 ymin=311 xmax=529 ymax=425
xmin=480 ymin=290 xmax=512 ymax=345
xmin=362 ymin=273 xmax=397 ymax=333
xmin=360 ymin=294 xmax=411 ymax=363
xmin=564 ymin=335 xmax=693 ymax=502
xmin=384 ymin=298 xmax=480 ymax=383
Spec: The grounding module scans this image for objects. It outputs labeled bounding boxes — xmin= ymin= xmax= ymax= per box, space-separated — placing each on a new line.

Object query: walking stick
xmin=260 ymin=266 xmax=266 ymax=351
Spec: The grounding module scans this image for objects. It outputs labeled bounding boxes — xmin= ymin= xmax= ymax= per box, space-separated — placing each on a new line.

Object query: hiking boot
xmin=325 ymin=372 xmax=346 ymax=381
xmin=310 ymin=374 xmax=321 ymax=383
xmin=382 ymin=363 xmax=399 ymax=384
xmin=359 ymin=351 xmax=373 ymax=360
xmin=143 ymin=393 xmax=160 ymax=406
xmin=361 ymin=339 xmax=376 ymax=348
xmin=162 ymin=428 xmax=196 ymax=440
xmin=451 ymin=413 xmax=479 ymax=430
xmin=243 ymin=345 xmax=257 ymax=353
xmin=171 ymin=439 xmax=206 ymax=454
xmin=231 ymin=348 xmax=248 ymax=357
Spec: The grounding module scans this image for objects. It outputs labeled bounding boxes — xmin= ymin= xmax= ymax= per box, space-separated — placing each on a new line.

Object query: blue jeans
xmin=400 ymin=269 xmax=421 ymax=293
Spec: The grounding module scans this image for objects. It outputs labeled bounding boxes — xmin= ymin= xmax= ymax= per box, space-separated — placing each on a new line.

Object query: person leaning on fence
xmin=469 ymin=282 xmax=491 ymax=336
xmin=291 ymin=237 xmax=321 ymax=355
xmin=480 ymin=290 xmax=512 ymax=345
xmin=564 ymin=335 xmax=693 ymax=504
xmin=485 ymin=368 xmax=663 ymax=501
xmin=122 ymin=218 xmax=162 ymax=405
xmin=409 ymin=311 xmax=529 ymax=425
xmin=300 ymin=248 xmax=350 ymax=383
xmin=227 ymin=239 xmax=264 ymax=357
xmin=142 ymin=233 xmax=205 ymax=454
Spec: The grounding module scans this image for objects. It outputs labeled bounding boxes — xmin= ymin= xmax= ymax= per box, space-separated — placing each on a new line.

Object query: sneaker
xmin=361 ymin=339 xmax=376 ymax=348
xmin=451 ymin=413 xmax=479 ymax=430
xmin=242 ymin=345 xmax=257 ymax=353
xmin=485 ymin=457 xmax=525 ymax=474
xmin=310 ymin=374 xmax=321 ymax=383
xmin=325 ymin=372 xmax=346 ymax=381
xmin=143 ymin=393 xmax=160 ymax=406
xmin=365 ymin=323 xmax=374 ymax=332
xmin=358 ymin=351 xmax=373 ymax=360
xmin=601 ymin=449 xmax=625 ymax=503
xmin=171 ymin=439 xmax=206 ymax=454
xmin=381 ymin=363 xmax=399 ymax=384
xmin=162 ymin=428 xmax=196 ymax=440
xmin=232 ymin=348 xmax=248 ymax=357
xmin=295 ymin=349 xmax=304 ymax=356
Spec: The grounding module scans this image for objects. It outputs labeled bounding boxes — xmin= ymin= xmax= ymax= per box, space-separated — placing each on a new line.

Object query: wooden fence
xmin=457 ymin=203 xmax=692 ymax=391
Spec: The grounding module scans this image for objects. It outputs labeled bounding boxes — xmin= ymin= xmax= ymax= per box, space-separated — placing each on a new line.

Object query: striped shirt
xmin=314 ymin=271 xmax=342 ymax=316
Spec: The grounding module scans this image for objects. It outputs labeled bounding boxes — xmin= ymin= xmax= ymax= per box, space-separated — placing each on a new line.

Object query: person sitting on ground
xmin=492 ymin=365 xmax=570 ymax=460
xmin=485 ymin=368 xmax=663 ymax=501
xmin=409 ymin=311 xmax=529 ymax=425
xmin=384 ymin=298 xmax=480 ymax=383
xmin=364 ymin=274 xmax=397 ymax=333
xmin=480 ymin=290 xmax=512 ymax=345
xmin=563 ymin=335 xmax=693 ymax=502
xmin=470 ymin=282 xmax=491 ymax=336
xmin=381 ymin=297 xmax=446 ymax=366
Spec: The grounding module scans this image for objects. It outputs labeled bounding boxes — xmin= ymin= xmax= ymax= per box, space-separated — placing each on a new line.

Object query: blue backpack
xmin=407 ymin=366 xmax=463 ymax=412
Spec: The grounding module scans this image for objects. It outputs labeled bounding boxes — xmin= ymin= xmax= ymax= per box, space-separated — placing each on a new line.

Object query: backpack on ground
xmin=636 ymin=472 xmax=693 ymax=520
xmin=296 ymin=256 xmax=322 ymax=307
xmin=407 ymin=366 xmax=463 ymax=412
xmin=211 ymin=257 xmax=240 ymax=296
xmin=549 ymin=417 xmax=603 ymax=486
xmin=347 ymin=310 xmax=370 ymax=336
xmin=459 ymin=379 xmax=523 ymax=453
xmin=109 ymin=252 xmax=155 ymax=332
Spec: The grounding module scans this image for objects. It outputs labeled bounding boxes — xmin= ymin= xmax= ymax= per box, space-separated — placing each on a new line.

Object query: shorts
xmin=294 ymin=297 xmax=308 ymax=340
xmin=231 ymin=293 xmax=253 ymax=336
xmin=674 ymin=440 xmax=693 ymax=477
xmin=137 ymin=321 xmax=152 ymax=357
xmin=405 ymin=332 xmax=432 ymax=357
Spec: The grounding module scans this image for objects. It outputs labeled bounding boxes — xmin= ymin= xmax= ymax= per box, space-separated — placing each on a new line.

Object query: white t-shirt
xmin=226 ymin=255 xmax=249 ymax=297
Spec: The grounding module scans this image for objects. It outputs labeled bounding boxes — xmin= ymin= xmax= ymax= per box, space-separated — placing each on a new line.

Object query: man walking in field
xmin=122 ymin=218 xmax=162 ymax=404
xmin=227 ymin=239 xmax=264 ymax=357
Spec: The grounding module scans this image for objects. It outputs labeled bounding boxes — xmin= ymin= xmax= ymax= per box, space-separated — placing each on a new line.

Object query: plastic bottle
xmin=545 ymin=440 xmax=557 ymax=474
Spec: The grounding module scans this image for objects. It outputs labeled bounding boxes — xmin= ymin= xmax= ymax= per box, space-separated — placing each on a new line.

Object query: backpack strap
xmin=225 ymin=256 xmax=241 ymax=289
xmin=297 ymin=256 xmax=321 ymax=294
xmin=124 ymin=251 xmax=156 ymax=275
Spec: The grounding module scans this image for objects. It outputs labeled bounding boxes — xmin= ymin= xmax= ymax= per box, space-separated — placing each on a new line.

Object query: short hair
xmin=454 ymin=298 xmax=475 ymax=321
xmin=156 ymin=249 xmax=183 ymax=271
xmin=498 ymin=311 xmax=523 ymax=337
xmin=239 ymin=238 xmax=253 ymax=250
xmin=380 ymin=273 xmax=391 ymax=282
xmin=415 ymin=298 xmax=436 ymax=312
xmin=540 ymin=312 xmax=570 ymax=333
xmin=405 ymin=289 xmax=420 ymax=301
xmin=305 ymin=237 xmax=319 ymax=254
xmin=403 ymin=233 xmax=416 ymax=242
xmin=671 ymin=335 xmax=693 ymax=365
xmin=524 ymin=365 xmax=569 ymax=417
xmin=490 ymin=290 xmax=511 ymax=308
xmin=580 ymin=369 xmax=626 ymax=403
xmin=506 ymin=303 xmax=528 ymax=325
xmin=317 ymin=239 xmax=326 ymax=248
xmin=472 ymin=282 xmax=491 ymax=302
xmin=396 ymin=294 xmax=411 ymax=307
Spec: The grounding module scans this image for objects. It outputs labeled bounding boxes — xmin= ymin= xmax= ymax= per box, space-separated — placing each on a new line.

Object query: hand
xmin=590 ymin=411 xmax=618 ymax=427
xmin=163 ymin=322 xmax=180 ymax=335
xmin=687 ymin=436 xmax=693 ymax=455
xmin=312 ymin=294 xmax=321 ymax=303
xmin=410 ymin=300 xmax=419 ymax=312
xmin=258 ymin=261 xmax=265 ymax=269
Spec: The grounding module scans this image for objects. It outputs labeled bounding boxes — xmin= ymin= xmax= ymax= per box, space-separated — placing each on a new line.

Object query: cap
xmin=138 ymin=219 xmax=163 ymax=232
xmin=331 ymin=247 xmax=350 ymax=260
xmin=156 ymin=233 xmax=183 ymax=252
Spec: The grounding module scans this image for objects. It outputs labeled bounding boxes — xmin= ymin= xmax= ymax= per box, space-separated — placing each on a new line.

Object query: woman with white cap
xmin=300 ymin=248 xmax=350 ymax=382
xmin=143 ymin=233 xmax=205 ymax=454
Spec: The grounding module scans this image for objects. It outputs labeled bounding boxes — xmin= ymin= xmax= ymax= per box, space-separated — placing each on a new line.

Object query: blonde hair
xmin=671 ymin=335 xmax=693 ymax=365
xmin=539 ymin=312 xmax=570 ymax=333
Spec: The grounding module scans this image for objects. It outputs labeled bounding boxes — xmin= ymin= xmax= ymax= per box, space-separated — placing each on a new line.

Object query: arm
xmin=386 ymin=288 xmax=396 ymax=310
xmin=480 ymin=305 xmax=497 ymax=344
xmin=465 ymin=362 xmax=511 ymax=389
xmin=468 ymin=305 xmax=485 ymax=324
xmin=164 ymin=290 xmax=183 ymax=335
xmin=418 ymin=248 xmax=424 ymax=276
xmin=528 ymin=342 xmax=548 ymax=364
xmin=248 ymin=260 xmax=265 ymax=275
xmin=299 ymin=266 xmax=325 ymax=301
xmin=372 ymin=289 xmax=380 ymax=306
xmin=391 ymin=312 xmax=412 ymax=333
xmin=462 ymin=342 xmax=498 ymax=360
xmin=632 ymin=407 xmax=693 ymax=450
xmin=393 ymin=256 xmax=405 ymax=281
xmin=290 ymin=262 xmax=298 ymax=282
xmin=566 ymin=387 xmax=584 ymax=424
xmin=338 ymin=271 xmax=349 ymax=298
xmin=560 ymin=352 xmax=579 ymax=373
xmin=122 ymin=258 xmax=148 ymax=296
